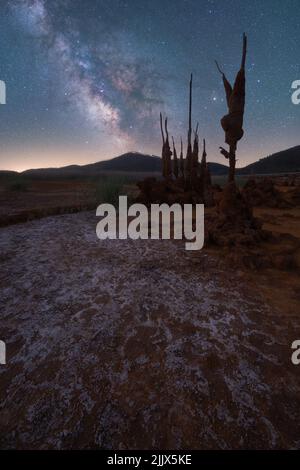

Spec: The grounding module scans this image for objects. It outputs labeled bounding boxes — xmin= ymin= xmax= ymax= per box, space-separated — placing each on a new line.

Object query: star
xmin=0 ymin=0 xmax=299 ymax=171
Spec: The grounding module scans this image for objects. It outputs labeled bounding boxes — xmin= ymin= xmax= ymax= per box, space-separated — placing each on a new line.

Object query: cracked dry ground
xmin=0 ymin=211 xmax=299 ymax=449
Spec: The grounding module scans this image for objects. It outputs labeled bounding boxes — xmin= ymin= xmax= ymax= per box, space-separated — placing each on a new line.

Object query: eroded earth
xmin=0 ymin=211 xmax=299 ymax=449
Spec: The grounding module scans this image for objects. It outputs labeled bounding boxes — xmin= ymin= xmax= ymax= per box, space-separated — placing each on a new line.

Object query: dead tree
xmin=200 ymin=138 xmax=213 ymax=205
xmin=185 ymin=73 xmax=193 ymax=188
xmin=164 ymin=117 xmax=172 ymax=178
xmin=192 ymin=122 xmax=199 ymax=173
xmin=200 ymin=138 xmax=207 ymax=181
xmin=216 ymin=33 xmax=247 ymax=182
xmin=203 ymin=138 xmax=212 ymax=186
xmin=200 ymin=138 xmax=209 ymax=191
xmin=172 ymin=136 xmax=179 ymax=179
xmin=160 ymin=112 xmax=165 ymax=177
xmin=160 ymin=112 xmax=172 ymax=179
xmin=191 ymin=123 xmax=199 ymax=189
xmin=179 ymin=137 xmax=185 ymax=179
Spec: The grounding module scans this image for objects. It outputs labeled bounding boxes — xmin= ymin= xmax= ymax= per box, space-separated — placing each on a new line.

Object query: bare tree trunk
xmin=160 ymin=112 xmax=165 ymax=178
xmin=172 ymin=136 xmax=179 ymax=179
xmin=216 ymin=34 xmax=247 ymax=184
xmin=159 ymin=113 xmax=172 ymax=179
xmin=185 ymin=73 xmax=193 ymax=188
xmin=228 ymin=146 xmax=236 ymax=182
xmin=164 ymin=117 xmax=172 ymax=179
xmin=179 ymin=137 xmax=185 ymax=179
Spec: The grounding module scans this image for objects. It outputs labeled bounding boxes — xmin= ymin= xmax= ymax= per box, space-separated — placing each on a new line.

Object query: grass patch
xmin=95 ymin=174 xmax=137 ymax=206
xmin=8 ymin=181 xmax=28 ymax=192
xmin=4 ymin=175 xmax=30 ymax=192
xmin=212 ymin=174 xmax=249 ymax=188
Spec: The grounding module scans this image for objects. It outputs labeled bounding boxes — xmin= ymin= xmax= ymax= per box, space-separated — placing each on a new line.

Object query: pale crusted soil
xmin=0 ymin=211 xmax=299 ymax=449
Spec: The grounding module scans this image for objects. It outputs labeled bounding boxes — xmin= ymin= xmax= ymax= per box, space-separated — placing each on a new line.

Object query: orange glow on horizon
xmin=1 ymin=138 xmax=298 ymax=173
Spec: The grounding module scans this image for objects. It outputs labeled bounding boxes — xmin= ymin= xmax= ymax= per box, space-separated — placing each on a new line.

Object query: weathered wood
xmin=172 ymin=136 xmax=179 ymax=179
xmin=179 ymin=137 xmax=184 ymax=178
xmin=216 ymin=33 xmax=247 ymax=182
xmin=160 ymin=112 xmax=165 ymax=177
xmin=185 ymin=73 xmax=193 ymax=187
xmin=164 ymin=117 xmax=172 ymax=179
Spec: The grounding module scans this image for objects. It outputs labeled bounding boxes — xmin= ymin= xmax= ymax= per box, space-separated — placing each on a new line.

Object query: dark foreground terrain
xmin=0 ymin=208 xmax=300 ymax=449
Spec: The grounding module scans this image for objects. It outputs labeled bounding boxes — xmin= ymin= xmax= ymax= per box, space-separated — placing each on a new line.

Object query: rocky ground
xmin=0 ymin=210 xmax=300 ymax=449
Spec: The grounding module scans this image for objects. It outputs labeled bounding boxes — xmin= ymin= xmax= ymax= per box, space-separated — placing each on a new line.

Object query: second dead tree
xmin=172 ymin=136 xmax=179 ymax=179
xmin=199 ymin=138 xmax=207 ymax=185
xmin=179 ymin=137 xmax=185 ymax=179
xmin=216 ymin=33 xmax=247 ymax=182
xmin=191 ymin=123 xmax=199 ymax=188
xmin=160 ymin=112 xmax=172 ymax=179
xmin=201 ymin=138 xmax=212 ymax=187
xmin=185 ymin=73 xmax=194 ymax=189
xmin=200 ymin=138 xmax=213 ymax=205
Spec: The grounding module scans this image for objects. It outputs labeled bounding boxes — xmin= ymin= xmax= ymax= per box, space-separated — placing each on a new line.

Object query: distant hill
xmin=85 ymin=152 xmax=162 ymax=172
xmin=208 ymin=162 xmax=228 ymax=175
xmin=22 ymin=152 xmax=161 ymax=178
xmin=0 ymin=170 xmax=19 ymax=178
xmin=3 ymin=146 xmax=300 ymax=179
xmin=21 ymin=152 xmax=228 ymax=178
xmin=237 ymin=146 xmax=300 ymax=175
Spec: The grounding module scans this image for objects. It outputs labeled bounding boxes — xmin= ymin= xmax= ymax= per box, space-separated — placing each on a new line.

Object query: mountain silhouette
xmin=237 ymin=146 xmax=300 ymax=175
xmin=17 ymin=152 xmax=229 ymax=178
xmin=1 ymin=146 xmax=299 ymax=178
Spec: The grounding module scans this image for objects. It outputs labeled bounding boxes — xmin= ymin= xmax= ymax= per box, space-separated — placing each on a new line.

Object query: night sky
xmin=0 ymin=0 xmax=299 ymax=171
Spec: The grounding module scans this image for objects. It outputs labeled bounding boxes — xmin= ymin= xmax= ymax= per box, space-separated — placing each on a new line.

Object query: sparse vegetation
xmin=212 ymin=174 xmax=249 ymax=188
xmin=4 ymin=175 xmax=30 ymax=192
xmin=94 ymin=174 xmax=137 ymax=206
xmin=8 ymin=181 xmax=28 ymax=192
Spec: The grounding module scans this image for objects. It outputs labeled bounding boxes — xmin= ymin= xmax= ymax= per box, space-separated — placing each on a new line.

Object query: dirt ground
xmin=0 ymin=200 xmax=300 ymax=449
xmin=0 ymin=180 xmax=96 ymax=226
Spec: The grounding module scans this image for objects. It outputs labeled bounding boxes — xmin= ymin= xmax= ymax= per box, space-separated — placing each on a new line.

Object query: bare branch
xmin=241 ymin=33 xmax=247 ymax=69
xmin=215 ymin=60 xmax=224 ymax=75
xmin=160 ymin=112 xmax=165 ymax=143
xmin=219 ymin=146 xmax=230 ymax=159
xmin=165 ymin=117 xmax=169 ymax=141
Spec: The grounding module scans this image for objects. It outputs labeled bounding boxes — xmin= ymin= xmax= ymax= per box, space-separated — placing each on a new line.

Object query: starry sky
xmin=0 ymin=0 xmax=299 ymax=171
